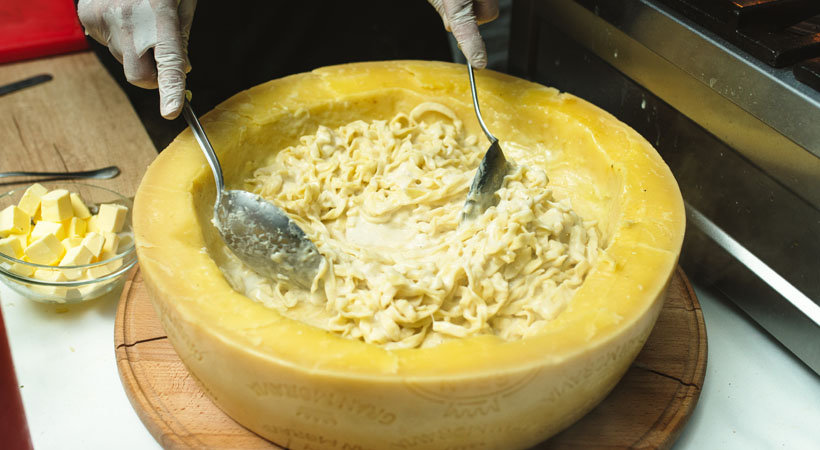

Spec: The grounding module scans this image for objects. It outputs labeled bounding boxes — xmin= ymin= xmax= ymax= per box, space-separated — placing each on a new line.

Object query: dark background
xmin=89 ymin=1 xmax=453 ymax=151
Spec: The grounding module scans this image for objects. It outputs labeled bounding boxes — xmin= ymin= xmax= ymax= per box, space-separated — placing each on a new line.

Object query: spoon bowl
xmin=460 ymin=62 xmax=510 ymax=222
xmin=181 ymin=99 xmax=323 ymax=289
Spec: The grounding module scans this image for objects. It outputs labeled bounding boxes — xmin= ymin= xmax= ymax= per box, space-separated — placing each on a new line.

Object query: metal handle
xmin=467 ymin=61 xmax=497 ymax=144
xmin=0 ymin=166 xmax=119 ymax=180
xmin=182 ymin=99 xmax=225 ymax=203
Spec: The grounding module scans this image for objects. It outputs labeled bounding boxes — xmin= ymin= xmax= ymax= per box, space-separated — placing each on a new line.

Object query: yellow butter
xmin=40 ymin=189 xmax=74 ymax=222
xmin=6 ymin=233 xmax=28 ymax=249
xmin=30 ymin=221 xmax=66 ymax=242
xmin=87 ymin=215 xmax=100 ymax=233
xmin=116 ymin=233 xmax=134 ymax=253
xmin=86 ymin=263 xmax=113 ymax=279
xmin=60 ymin=245 xmax=93 ymax=266
xmin=69 ymin=193 xmax=92 ymax=219
xmin=8 ymin=262 xmax=35 ymax=277
xmin=96 ymin=204 xmax=128 ymax=233
xmin=81 ymin=232 xmax=105 ymax=258
xmin=0 ymin=206 xmax=31 ymax=237
xmin=61 ymin=237 xmax=84 ymax=251
xmin=0 ymin=236 xmax=24 ymax=258
xmin=101 ymin=232 xmax=120 ymax=255
xmin=68 ymin=217 xmax=87 ymax=238
xmin=33 ymin=268 xmax=66 ymax=282
xmin=17 ymin=183 xmax=48 ymax=217
xmin=60 ymin=245 xmax=94 ymax=280
xmin=31 ymin=269 xmax=69 ymax=298
xmin=25 ymin=234 xmax=64 ymax=265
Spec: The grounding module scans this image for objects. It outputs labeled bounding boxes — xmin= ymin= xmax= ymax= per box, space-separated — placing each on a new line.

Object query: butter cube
xmin=17 ymin=183 xmax=48 ymax=217
xmin=8 ymin=262 xmax=35 ymax=277
xmin=32 ymin=269 xmax=68 ymax=299
xmin=34 ymin=268 xmax=67 ymax=282
xmin=0 ymin=236 xmax=24 ymax=258
xmin=116 ymin=233 xmax=134 ymax=253
xmin=40 ymin=189 xmax=73 ymax=222
xmin=0 ymin=206 xmax=31 ymax=237
xmin=60 ymin=245 xmax=93 ymax=266
xmin=68 ymin=217 xmax=87 ymax=237
xmin=31 ymin=221 xmax=66 ymax=241
xmin=101 ymin=232 xmax=120 ymax=255
xmin=25 ymin=234 xmax=64 ymax=265
xmin=87 ymin=215 xmax=100 ymax=233
xmin=60 ymin=245 xmax=94 ymax=280
xmin=86 ymin=263 xmax=113 ymax=279
xmin=61 ymin=237 xmax=84 ymax=252
xmin=81 ymin=232 xmax=105 ymax=258
xmin=69 ymin=193 xmax=92 ymax=219
xmin=85 ymin=256 xmax=123 ymax=280
xmin=97 ymin=204 xmax=128 ymax=233
xmin=6 ymin=233 xmax=28 ymax=249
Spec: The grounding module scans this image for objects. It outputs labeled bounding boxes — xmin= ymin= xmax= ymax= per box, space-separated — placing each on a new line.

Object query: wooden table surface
xmin=0 ymin=51 xmax=157 ymax=195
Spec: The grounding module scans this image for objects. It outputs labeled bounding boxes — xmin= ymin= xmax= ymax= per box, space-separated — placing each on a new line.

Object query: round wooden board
xmin=115 ymin=266 xmax=706 ymax=449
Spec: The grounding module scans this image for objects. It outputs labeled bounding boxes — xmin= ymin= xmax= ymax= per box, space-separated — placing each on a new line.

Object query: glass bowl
xmin=0 ymin=182 xmax=136 ymax=304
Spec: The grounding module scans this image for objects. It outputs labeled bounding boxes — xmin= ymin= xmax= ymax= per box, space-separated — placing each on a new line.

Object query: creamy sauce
xmin=219 ymin=103 xmax=600 ymax=349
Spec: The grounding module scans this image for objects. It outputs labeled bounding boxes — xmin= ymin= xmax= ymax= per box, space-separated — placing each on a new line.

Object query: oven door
xmin=508 ymin=0 xmax=820 ymax=374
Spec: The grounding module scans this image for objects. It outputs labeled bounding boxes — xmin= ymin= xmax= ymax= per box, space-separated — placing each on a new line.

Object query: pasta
xmin=219 ymin=102 xmax=600 ymax=349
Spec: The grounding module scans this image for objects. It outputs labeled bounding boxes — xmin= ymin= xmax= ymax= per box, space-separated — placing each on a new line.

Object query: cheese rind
xmin=119 ymin=62 xmax=693 ymax=448
xmin=0 ymin=206 xmax=30 ymax=237
xmin=40 ymin=189 xmax=74 ymax=222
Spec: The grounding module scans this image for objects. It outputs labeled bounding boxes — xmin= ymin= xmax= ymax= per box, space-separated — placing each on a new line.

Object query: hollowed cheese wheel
xmin=133 ymin=61 xmax=685 ymax=450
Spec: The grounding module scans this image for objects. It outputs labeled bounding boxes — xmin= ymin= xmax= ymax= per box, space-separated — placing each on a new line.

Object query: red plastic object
xmin=0 ymin=306 xmax=32 ymax=450
xmin=0 ymin=0 xmax=88 ymax=64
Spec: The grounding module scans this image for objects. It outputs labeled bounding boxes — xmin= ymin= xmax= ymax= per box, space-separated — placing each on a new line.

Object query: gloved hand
xmin=428 ymin=0 xmax=499 ymax=69
xmin=78 ymin=0 xmax=197 ymax=119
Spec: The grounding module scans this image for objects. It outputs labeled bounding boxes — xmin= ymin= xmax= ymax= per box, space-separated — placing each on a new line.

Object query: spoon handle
xmin=0 ymin=165 xmax=119 ymax=180
xmin=467 ymin=61 xmax=497 ymax=144
xmin=181 ymin=99 xmax=225 ymax=194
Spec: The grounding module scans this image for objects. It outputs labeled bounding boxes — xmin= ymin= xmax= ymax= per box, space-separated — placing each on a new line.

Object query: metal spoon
xmin=460 ymin=62 xmax=510 ymax=222
xmin=0 ymin=166 xmax=119 ymax=180
xmin=181 ymin=99 xmax=323 ymax=289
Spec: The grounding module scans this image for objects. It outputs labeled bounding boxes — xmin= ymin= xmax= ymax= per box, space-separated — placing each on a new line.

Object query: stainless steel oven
xmin=508 ymin=0 xmax=820 ymax=374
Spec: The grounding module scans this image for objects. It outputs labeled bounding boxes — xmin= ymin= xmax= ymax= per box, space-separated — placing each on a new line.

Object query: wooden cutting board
xmin=115 ymin=266 xmax=706 ymax=449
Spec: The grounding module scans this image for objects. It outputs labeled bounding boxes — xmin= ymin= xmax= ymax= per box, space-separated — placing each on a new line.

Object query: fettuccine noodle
xmin=219 ymin=102 xmax=600 ymax=349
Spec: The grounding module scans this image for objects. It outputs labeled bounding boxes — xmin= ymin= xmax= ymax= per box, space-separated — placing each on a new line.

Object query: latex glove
xmin=428 ymin=0 xmax=499 ymax=69
xmin=78 ymin=0 xmax=196 ymax=119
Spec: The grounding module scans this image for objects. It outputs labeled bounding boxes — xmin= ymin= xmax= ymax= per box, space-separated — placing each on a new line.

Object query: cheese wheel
xmin=133 ymin=61 xmax=685 ymax=449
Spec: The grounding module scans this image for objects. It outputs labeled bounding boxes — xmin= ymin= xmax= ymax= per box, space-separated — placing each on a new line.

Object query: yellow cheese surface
xmin=133 ymin=61 xmax=685 ymax=449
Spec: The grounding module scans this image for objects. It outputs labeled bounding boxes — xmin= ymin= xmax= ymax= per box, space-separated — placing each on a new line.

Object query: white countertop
xmin=2 ymin=279 xmax=818 ymax=449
